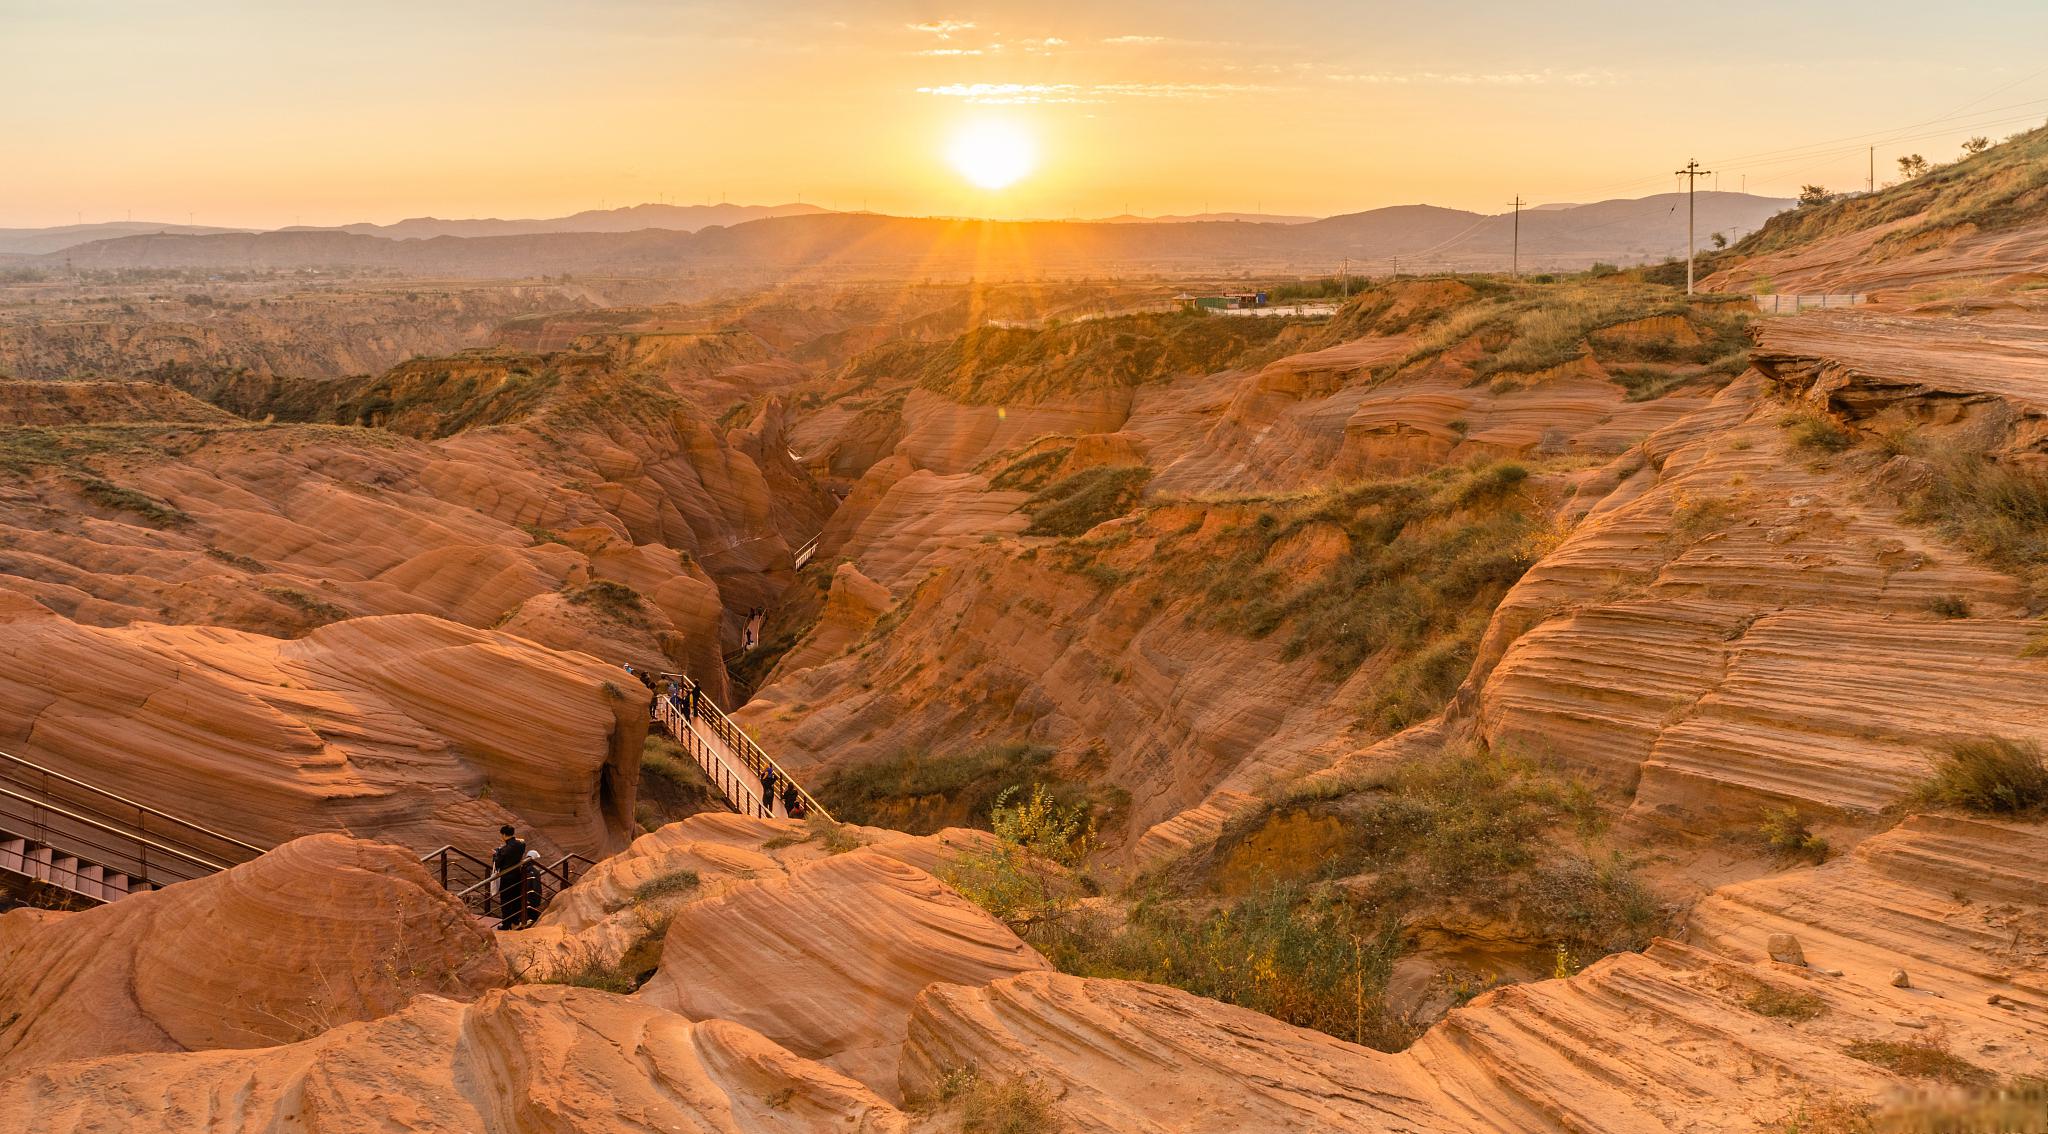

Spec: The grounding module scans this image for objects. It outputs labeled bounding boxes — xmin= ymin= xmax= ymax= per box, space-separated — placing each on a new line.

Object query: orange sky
xmin=4 ymin=1 xmax=2046 ymax=228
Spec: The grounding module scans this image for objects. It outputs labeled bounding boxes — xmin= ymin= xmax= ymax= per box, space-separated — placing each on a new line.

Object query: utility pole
xmin=1674 ymin=159 xmax=1712 ymax=295
xmin=1868 ymin=147 xmax=1874 ymax=194
xmin=1507 ymin=195 xmax=1525 ymax=278
xmin=1341 ymin=257 xmax=1350 ymax=297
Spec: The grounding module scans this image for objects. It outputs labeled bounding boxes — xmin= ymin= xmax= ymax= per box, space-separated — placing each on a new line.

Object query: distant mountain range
xmin=9 ymin=193 xmax=1791 ymax=277
xmin=278 ymin=202 xmax=834 ymax=240
xmin=0 ymin=223 xmax=258 ymax=257
xmin=1093 ymin=211 xmax=1320 ymax=226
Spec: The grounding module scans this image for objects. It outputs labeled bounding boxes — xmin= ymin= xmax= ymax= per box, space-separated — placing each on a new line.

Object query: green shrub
xmin=917 ymin=1067 xmax=1064 ymax=1134
xmin=1744 ymin=982 xmax=1827 ymax=1021
xmin=1028 ymin=883 xmax=1415 ymax=1052
xmin=203 ymin=545 xmax=268 ymax=572
xmin=1843 ymin=1039 xmax=1993 ymax=1086
xmin=987 ymin=446 xmax=1074 ymax=492
xmin=1196 ymin=747 xmax=1643 ymax=975
xmin=261 ymin=586 xmax=350 ymax=625
xmin=72 ymin=476 xmax=192 ymax=526
xmin=943 ymin=785 xmax=1096 ymax=929
xmin=1915 ymin=736 xmax=2048 ymax=814
xmin=562 ymin=580 xmax=648 ymax=625
xmin=1173 ymin=461 xmax=1543 ymax=712
xmin=1900 ymin=446 xmax=2048 ymax=606
xmin=1758 ymin=805 xmax=1831 ymax=862
xmin=861 ymin=310 xmax=1291 ymax=405
xmin=519 ymin=523 xmax=567 ymax=545
xmin=631 ymin=869 xmax=700 ymax=902
xmin=1022 ymin=466 xmax=1152 ymax=537
xmin=1781 ymin=410 xmax=1855 ymax=453
xmin=639 ymin=735 xmax=719 ymax=829
xmin=1524 ymin=854 xmax=1663 ymax=957
xmin=1867 ymin=1076 xmax=2048 ymax=1133
xmin=537 ymin=953 xmax=642 ymax=995
xmin=819 ymin=743 xmax=1066 ymax=835
xmin=1928 ymin=594 xmax=1972 ymax=619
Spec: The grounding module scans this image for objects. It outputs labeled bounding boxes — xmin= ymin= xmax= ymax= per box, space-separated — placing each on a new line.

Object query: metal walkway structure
xmin=0 ymin=748 xmax=264 ymax=908
xmin=651 ymin=674 xmax=830 ymax=822
xmin=0 ymin=746 xmax=591 ymax=918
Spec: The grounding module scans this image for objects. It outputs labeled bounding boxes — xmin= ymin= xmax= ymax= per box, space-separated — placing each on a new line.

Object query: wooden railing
xmin=651 ymin=675 xmax=831 ymax=822
xmin=0 ymin=748 xmax=265 ymax=890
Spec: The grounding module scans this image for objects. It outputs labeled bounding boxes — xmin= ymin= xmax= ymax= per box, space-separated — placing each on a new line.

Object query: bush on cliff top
xmin=1162 ymin=459 xmax=1547 ymax=732
xmin=1021 ymin=465 xmax=1152 ymax=537
xmin=819 ymin=742 xmax=1081 ymax=836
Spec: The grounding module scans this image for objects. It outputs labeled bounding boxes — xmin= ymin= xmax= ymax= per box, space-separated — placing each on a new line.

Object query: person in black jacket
xmin=492 ymin=825 xmax=528 ymax=928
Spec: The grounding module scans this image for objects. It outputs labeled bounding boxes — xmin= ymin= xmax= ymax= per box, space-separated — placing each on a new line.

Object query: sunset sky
xmin=5 ymin=0 xmax=2047 ymax=229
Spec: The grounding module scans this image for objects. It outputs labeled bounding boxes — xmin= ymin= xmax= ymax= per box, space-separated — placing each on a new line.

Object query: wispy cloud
xmin=1326 ymin=69 xmax=1618 ymax=86
xmin=1103 ymin=35 xmax=1165 ymax=45
xmin=1093 ymin=81 xmax=1269 ymax=98
xmin=917 ymin=82 xmax=1097 ymax=105
xmin=914 ymin=48 xmax=983 ymax=56
xmin=908 ymin=20 xmax=976 ymax=39
xmin=917 ymin=80 xmax=1273 ymax=105
xmin=1019 ymin=36 xmax=1066 ymax=53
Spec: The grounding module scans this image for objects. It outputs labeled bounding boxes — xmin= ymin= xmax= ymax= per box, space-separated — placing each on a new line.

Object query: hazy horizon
xmin=5 ymin=0 xmax=2046 ymax=229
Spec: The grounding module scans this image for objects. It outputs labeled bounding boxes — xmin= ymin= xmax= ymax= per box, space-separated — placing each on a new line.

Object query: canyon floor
xmin=1 ymin=129 xmax=2045 ymax=1132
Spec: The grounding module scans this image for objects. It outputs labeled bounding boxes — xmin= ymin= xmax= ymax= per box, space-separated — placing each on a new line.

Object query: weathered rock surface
xmin=763 ymin=561 xmax=893 ymax=683
xmin=504 ymin=813 xmax=997 ymax=991
xmin=903 ymin=971 xmax=1458 ymax=1133
xmin=0 ymin=594 xmax=646 ymax=857
xmin=1466 ymin=370 xmax=2044 ymax=827
xmin=0 ymin=834 xmax=504 ymax=1076
xmin=0 ymin=985 xmax=908 ymax=1134
xmin=638 ymin=847 xmax=1052 ymax=1097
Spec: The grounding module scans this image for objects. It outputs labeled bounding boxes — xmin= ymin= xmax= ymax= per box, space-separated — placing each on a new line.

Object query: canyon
xmin=0 ymin=126 xmax=2044 ymax=1133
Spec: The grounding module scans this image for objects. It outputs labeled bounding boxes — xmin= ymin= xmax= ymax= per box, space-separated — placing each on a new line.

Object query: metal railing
xmin=793 ymin=533 xmax=822 ymax=571
xmin=419 ymin=844 xmax=594 ymax=921
xmin=0 ymin=748 xmax=266 ymax=891
xmin=651 ymin=675 xmax=831 ymax=822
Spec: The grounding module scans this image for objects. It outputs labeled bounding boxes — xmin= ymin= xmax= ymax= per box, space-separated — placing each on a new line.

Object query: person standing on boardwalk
xmin=759 ymin=766 xmax=779 ymax=818
xmin=492 ymin=825 xmax=529 ymax=928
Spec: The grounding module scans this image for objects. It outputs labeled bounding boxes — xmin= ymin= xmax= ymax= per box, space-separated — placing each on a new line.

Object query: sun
xmin=947 ymin=121 xmax=1037 ymax=190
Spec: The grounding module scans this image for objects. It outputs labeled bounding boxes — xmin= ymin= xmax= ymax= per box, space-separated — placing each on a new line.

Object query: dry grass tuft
xmin=1914 ymin=736 xmax=2048 ymax=814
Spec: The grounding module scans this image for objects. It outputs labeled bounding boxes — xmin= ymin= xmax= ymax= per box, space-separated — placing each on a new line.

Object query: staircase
xmin=651 ymin=674 xmax=831 ymax=822
xmin=0 ymin=747 xmax=596 ymax=921
xmin=0 ymin=748 xmax=265 ymax=909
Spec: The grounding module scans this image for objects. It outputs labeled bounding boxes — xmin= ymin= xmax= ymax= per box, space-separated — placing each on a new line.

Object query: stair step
xmin=26 ymin=845 xmax=52 ymax=882
xmin=0 ymin=837 xmax=23 ymax=874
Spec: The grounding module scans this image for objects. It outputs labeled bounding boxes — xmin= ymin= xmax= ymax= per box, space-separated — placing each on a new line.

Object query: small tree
xmin=1710 ymin=232 xmax=1728 ymax=249
xmin=941 ymin=785 xmax=1094 ymax=928
xmin=1797 ymin=185 xmax=1830 ymax=207
xmin=1897 ymin=154 xmax=1930 ymax=179
xmin=1960 ymin=136 xmax=1991 ymax=157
